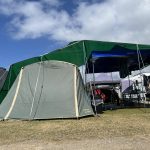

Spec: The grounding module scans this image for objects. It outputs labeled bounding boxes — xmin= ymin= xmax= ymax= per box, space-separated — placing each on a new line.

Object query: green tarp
xmin=1 ymin=40 xmax=150 ymax=103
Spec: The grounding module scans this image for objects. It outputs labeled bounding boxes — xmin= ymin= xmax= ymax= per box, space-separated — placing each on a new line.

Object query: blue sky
xmin=1 ymin=0 xmax=150 ymax=69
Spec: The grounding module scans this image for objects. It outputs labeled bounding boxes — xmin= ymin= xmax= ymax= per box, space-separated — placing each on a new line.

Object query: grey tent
xmin=0 ymin=61 xmax=94 ymax=120
xmin=0 ymin=67 xmax=7 ymax=91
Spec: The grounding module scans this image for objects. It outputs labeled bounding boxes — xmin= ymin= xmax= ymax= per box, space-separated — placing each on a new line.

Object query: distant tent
xmin=121 ymin=79 xmax=134 ymax=93
xmin=0 ymin=61 xmax=94 ymax=120
xmin=1 ymin=40 xmax=150 ymax=103
xmin=122 ymin=73 xmax=150 ymax=94
xmin=0 ymin=67 xmax=7 ymax=91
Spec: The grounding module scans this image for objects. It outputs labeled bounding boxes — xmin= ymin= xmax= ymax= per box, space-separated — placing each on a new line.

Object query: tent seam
xmin=29 ymin=61 xmax=42 ymax=118
xmin=74 ymin=67 xmax=79 ymax=118
xmin=4 ymin=68 xmax=24 ymax=120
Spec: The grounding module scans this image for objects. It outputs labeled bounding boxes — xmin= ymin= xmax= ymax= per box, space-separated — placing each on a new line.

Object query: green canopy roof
xmin=1 ymin=40 xmax=150 ymax=103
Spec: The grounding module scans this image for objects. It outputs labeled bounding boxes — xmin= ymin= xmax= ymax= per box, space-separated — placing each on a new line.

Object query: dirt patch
xmin=1 ymin=135 xmax=150 ymax=150
xmin=0 ymin=108 xmax=150 ymax=149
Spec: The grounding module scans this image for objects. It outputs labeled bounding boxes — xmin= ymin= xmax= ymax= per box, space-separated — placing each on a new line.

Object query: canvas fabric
xmin=1 ymin=40 xmax=150 ymax=103
xmin=0 ymin=61 xmax=94 ymax=120
xmin=0 ymin=68 xmax=7 ymax=90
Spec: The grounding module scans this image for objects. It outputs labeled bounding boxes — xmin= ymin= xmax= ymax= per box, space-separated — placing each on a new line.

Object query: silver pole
xmin=92 ymin=59 xmax=97 ymax=115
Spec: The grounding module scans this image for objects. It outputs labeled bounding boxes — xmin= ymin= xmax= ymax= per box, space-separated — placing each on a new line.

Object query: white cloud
xmin=1 ymin=0 xmax=150 ymax=44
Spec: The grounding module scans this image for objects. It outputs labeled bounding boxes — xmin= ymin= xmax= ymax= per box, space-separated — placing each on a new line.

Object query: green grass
xmin=0 ymin=108 xmax=150 ymax=145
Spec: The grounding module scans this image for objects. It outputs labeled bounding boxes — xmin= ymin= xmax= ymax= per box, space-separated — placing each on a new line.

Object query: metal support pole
xmin=92 ymin=59 xmax=97 ymax=115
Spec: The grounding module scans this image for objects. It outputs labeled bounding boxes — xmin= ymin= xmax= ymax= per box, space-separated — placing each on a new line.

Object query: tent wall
xmin=76 ymin=70 xmax=93 ymax=116
xmin=0 ymin=61 xmax=94 ymax=120
xmin=1 ymin=40 xmax=150 ymax=103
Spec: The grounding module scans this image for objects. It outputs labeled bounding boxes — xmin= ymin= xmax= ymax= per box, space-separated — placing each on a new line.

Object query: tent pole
xmin=136 ymin=44 xmax=145 ymax=107
xmin=82 ymin=41 xmax=96 ymax=115
xmin=92 ymin=59 xmax=97 ymax=115
xmin=83 ymin=41 xmax=87 ymax=84
xmin=110 ymin=72 xmax=114 ymax=105
xmin=127 ymin=75 xmax=132 ymax=101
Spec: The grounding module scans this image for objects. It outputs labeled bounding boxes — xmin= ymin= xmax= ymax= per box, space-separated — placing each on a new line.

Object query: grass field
xmin=0 ymin=108 xmax=150 ymax=149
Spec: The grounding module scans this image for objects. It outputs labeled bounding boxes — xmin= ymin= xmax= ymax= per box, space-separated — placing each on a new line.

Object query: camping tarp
xmin=0 ymin=67 xmax=7 ymax=91
xmin=1 ymin=40 xmax=150 ymax=103
xmin=0 ymin=60 xmax=94 ymax=120
xmin=86 ymin=45 xmax=150 ymax=74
